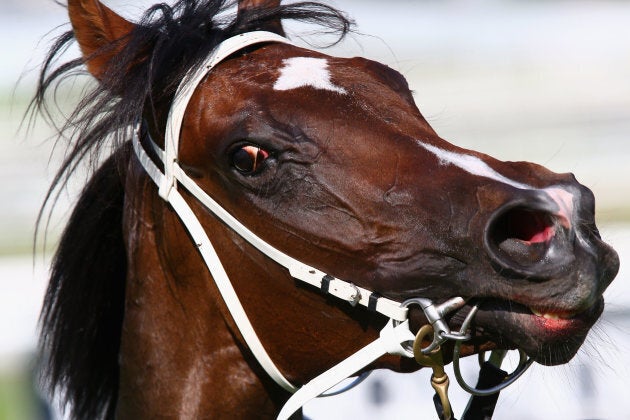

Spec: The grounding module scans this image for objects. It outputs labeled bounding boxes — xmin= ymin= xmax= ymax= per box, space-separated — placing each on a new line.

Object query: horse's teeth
xmin=530 ymin=307 xmax=574 ymax=320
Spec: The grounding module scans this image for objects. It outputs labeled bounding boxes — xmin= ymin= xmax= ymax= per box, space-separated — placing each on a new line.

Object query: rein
xmin=131 ymin=31 xmax=532 ymax=419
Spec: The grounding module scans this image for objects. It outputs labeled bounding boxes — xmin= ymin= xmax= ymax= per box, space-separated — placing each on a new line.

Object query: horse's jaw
xmin=470 ymin=297 xmax=606 ymax=366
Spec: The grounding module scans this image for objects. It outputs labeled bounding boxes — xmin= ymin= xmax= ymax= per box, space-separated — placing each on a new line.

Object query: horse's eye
xmin=231 ymin=145 xmax=270 ymax=174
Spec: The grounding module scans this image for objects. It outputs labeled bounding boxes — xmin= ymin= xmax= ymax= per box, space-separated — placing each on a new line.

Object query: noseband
xmin=131 ymin=31 xmax=532 ymax=420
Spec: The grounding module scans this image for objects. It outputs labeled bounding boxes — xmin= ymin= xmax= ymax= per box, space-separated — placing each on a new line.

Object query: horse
xmin=33 ymin=0 xmax=619 ymax=418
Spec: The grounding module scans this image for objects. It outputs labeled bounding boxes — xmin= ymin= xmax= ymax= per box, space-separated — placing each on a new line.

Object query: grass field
xmin=0 ymin=366 xmax=38 ymax=420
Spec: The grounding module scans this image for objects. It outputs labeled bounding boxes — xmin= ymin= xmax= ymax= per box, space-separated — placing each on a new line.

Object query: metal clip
xmin=414 ymin=324 xmax=453 ymax=420
xmin=402 ymin=297 xmax=469 ymax=354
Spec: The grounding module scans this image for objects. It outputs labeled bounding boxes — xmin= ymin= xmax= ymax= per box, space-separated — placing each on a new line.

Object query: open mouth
xmin=449 ymin=297 xmax=605 ymax=366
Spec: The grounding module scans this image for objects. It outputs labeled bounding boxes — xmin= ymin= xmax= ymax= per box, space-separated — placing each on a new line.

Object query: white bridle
xmin=130 ymin=31 xmax=527 ymax=419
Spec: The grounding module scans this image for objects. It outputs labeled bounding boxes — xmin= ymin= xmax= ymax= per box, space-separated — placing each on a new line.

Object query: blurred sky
xmin=1 ymin=1 xmax=629 ymax=418
xmin=3 ymin=0 xmax=630 ymax=254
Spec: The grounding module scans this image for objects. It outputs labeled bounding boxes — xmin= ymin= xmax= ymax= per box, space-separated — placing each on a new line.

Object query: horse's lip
xmin=464 ymin=297 xmax=604 ymax=365
xmin=404 ymin=296 xmax=598 ymax=326
xmin=399 ymin=293 xmax=603 ymax=366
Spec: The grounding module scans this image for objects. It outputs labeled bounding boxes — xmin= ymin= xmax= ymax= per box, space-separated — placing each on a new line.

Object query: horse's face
xmin=179 ymin=43 xmax=618 ymax=365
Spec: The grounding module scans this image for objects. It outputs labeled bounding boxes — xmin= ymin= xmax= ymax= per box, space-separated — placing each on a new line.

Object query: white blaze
xmin=273 ymin=57 xmax=347 ymax=94
xmin=418 ymin=141 xmax=577 ymax=225
xmin=419 ymin=142 xmax=530 ymax=189
xmin=543 ymin=187 xmax=575 ymax=228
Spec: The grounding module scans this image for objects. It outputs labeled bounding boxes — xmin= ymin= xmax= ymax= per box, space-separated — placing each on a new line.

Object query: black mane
xmin=33 ymin=1 xmax=351 ymax=418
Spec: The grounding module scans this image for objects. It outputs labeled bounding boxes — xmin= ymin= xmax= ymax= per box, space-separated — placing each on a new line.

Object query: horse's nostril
xmin=484 ymin=206 xmax=569 ymax=278
xmin=495 ymin=208 xmax=555 ymax=245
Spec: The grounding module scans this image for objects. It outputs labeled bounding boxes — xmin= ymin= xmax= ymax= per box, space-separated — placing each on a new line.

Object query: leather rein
xmin=130 ymin=31 xmax=532 ymax=420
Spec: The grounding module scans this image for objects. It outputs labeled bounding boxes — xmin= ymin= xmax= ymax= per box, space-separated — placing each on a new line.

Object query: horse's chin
xmin=463 ymin=297 xmax=604 ymax=366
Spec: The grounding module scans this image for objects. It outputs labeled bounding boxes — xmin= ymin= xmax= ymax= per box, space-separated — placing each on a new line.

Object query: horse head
xmin=37 ymin=0 xmax=619 ymax=418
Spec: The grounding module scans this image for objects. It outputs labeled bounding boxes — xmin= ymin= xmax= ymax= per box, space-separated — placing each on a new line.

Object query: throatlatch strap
xmin=134 ymin=128 xmax=296 ymax=392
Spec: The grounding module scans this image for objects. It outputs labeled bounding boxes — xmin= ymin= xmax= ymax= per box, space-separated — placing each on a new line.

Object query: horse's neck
xmin=116 ymin=165 xmax=291 ymax=418
xmin=115 ymin=159 xmax=397 ymax=418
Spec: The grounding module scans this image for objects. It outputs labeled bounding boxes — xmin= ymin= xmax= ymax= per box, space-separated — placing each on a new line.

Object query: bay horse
xmin=34 ymin=0 xmax=619 ymax=419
